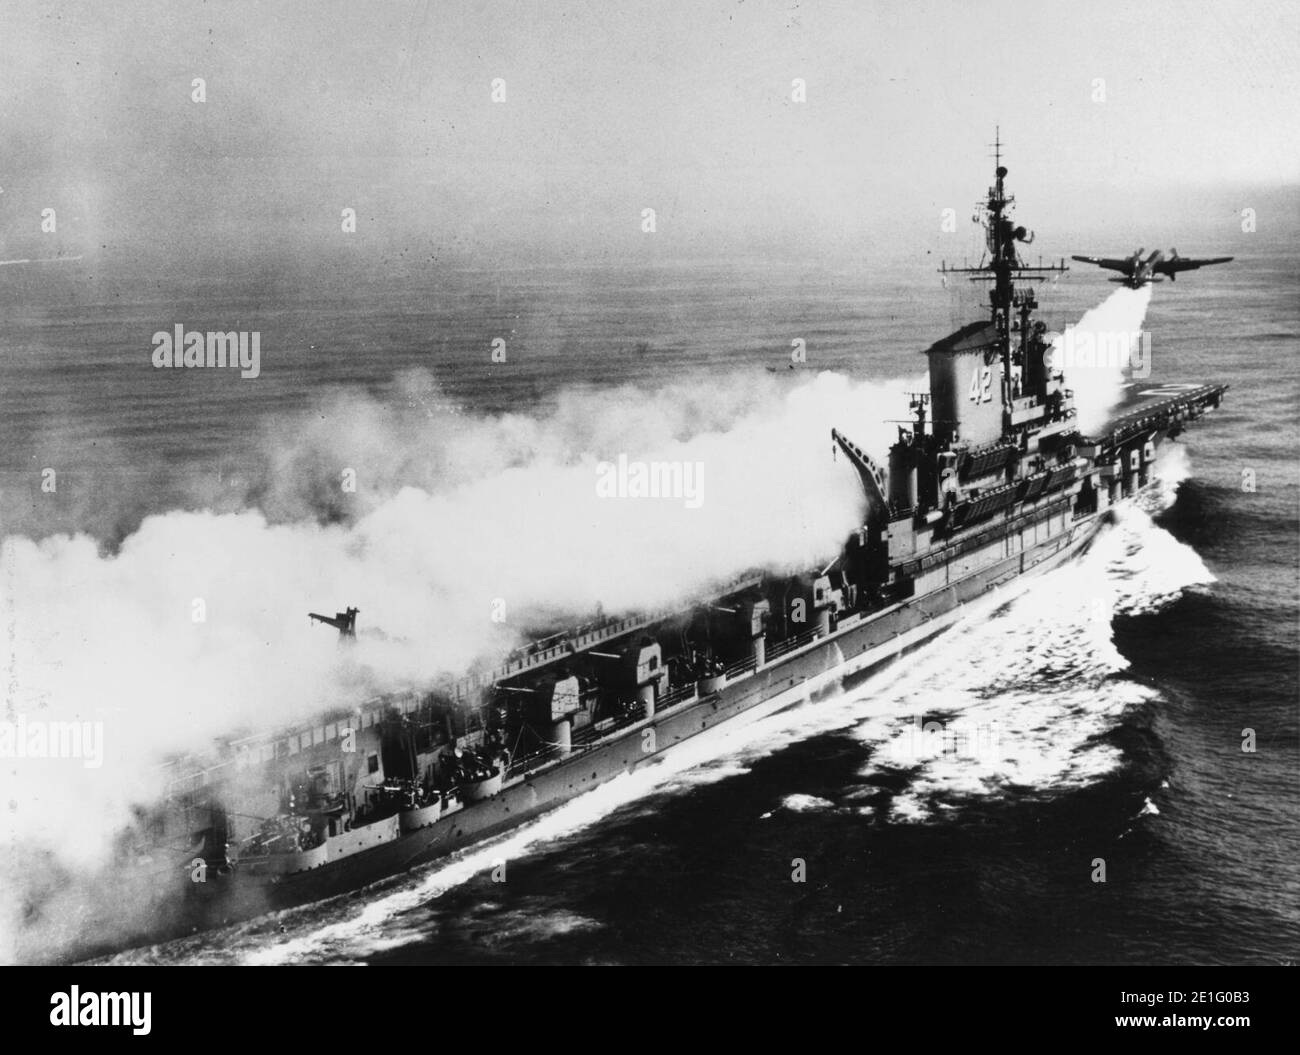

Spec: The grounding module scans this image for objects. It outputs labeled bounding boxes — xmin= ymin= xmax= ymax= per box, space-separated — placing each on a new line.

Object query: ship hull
xmin=177 ymin=495 xmax=1105 ymax=938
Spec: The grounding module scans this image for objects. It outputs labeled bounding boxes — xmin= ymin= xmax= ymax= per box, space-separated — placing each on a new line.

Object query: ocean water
xmin=1 ymin=240 xmax=1297 ymax=965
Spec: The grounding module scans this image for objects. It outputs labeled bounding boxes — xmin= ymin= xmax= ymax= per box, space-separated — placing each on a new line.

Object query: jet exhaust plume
xmin=1054 ymin=285 xmax=1154 ymax=433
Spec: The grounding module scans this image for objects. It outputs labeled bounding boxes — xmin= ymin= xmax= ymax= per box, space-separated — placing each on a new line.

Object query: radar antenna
xmin=937 ymin=131 xmax=1069 ymax=429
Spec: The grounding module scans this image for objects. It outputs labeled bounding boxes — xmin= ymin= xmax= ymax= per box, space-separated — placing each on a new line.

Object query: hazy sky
xmin=1 ymin=0 xmax=1296 ymax=265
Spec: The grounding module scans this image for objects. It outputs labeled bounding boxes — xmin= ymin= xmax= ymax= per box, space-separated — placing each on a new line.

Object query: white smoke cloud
xmin=0 ymin=368 xmax=914 ymax=926
xmin=1052 ymin=285 xmax=1154 ymax=433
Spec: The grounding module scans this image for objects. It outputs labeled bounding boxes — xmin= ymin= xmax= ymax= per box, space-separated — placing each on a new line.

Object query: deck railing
xmin=722 ymin=655 xmax=758 ymax=680
xmin=657 ymin=683 xmax=699 ymax=710
xmin=764 ymin=626 xmax=821 ymax=663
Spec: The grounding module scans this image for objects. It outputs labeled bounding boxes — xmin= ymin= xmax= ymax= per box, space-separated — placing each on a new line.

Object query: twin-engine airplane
xmin=1070 ymin=248 xmax=1233 ymax=288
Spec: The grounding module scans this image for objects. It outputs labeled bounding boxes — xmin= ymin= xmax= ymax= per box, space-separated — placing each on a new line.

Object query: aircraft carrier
xmin=50 ymin=145 xmax=1227 ymax=960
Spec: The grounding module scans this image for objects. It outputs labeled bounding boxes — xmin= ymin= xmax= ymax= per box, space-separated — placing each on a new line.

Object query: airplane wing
xmin=1156 ymin=256 xmax=1233 ymax=275
xmin=1071 ymin=255 xmax=1131 ymax=273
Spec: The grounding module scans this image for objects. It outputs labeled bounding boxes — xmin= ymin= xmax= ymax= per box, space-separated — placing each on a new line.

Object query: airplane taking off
xmin=1070 ymin=248 xmax=1233 ymax=288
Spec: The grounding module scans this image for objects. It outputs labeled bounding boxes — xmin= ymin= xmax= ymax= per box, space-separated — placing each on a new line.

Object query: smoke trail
xmin=1053 ymin=285 xmax=1154 ymax=433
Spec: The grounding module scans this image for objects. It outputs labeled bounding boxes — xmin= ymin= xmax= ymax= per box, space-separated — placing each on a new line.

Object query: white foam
xmin=781 ymin=794 xmax=835 ymax=813
xmin=836 ymin=460 xmax=1210 ymax=822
